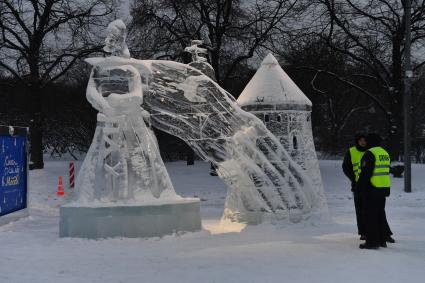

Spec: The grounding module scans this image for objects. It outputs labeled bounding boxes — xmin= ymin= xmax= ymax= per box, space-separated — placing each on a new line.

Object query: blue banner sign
xmin=0 ymin=135 xmax=27 ymax=216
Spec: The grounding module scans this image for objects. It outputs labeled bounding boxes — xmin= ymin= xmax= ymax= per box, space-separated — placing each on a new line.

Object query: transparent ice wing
xmin=142 ymin=60 xmax=323 ymax=223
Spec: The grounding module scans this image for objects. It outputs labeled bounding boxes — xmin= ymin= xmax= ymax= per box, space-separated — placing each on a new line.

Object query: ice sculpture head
xmin=104 ymin=19 xmax=130 ymax=58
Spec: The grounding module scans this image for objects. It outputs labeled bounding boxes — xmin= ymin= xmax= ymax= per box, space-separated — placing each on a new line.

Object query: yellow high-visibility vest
xmin=368 ymin=146 xmax=391 ymax=188
xmin=349 ymin=146 xmax=365 ymax=182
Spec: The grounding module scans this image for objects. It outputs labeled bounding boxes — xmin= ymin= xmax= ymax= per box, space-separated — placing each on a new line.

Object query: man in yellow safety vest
xmin=342 ymin=133 xmax=368 ymax=240
xmin=358 ymin=133 xmax=394 ymax=249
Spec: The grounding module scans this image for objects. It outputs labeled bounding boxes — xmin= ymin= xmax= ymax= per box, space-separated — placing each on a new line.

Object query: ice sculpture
xmin=60 ymin=21 xmax=201 ymax=238
xmin=184 ymin=40 xmax=216 ymax=80
xmin=75 ymin=21 xmax=327 ymax=225
xmin=75 ymin=63 xmax=179 ymax=203
xmin=141 ymin=60 xmax=328 ymax=223
xmin=184 ymin=39 xmax=208 ymax=63
xmin=73 ymin=20 xmax=178 ymax=203
xmin=238 ymin=54 xmax=324 ymax=205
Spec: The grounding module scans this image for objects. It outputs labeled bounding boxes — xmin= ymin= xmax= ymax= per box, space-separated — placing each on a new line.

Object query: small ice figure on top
xmin=104 ymin=19 xmax=130 ymax=58
xmin=184 ymin=40 xmax=208 ymax=63
xmin=184 ymin=40 xmax=216 ymax=81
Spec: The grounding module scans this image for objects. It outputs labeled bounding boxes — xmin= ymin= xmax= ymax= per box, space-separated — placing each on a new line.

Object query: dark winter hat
xmin=366 ymin=133 xmax=382 ymax=148
xmin=354 ymin=132 xmax=367 ymax=143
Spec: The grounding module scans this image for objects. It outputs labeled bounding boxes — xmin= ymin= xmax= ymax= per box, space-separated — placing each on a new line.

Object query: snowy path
xmin=0 ymin=160 xmax=424 ymax=283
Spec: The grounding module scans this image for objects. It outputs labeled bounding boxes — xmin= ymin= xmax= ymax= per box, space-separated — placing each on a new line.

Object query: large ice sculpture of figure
xmin=75 ymin=21 xmax=177 ymax=203
xmin=60 ymin=21 xmax=202 ymax=239
xmin=79 ymin=21 xmax=328 ymax=224
xmin=75 ymin=64 xmax=178 ymax=203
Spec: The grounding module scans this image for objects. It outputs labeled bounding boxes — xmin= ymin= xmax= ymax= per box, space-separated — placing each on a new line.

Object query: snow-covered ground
xmin=1 ymin=160 xmax=425 ymax=283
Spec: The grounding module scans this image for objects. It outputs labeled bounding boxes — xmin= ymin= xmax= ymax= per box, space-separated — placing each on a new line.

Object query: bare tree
xmin=278 ymin=36 xmax=380 ymax=152
xmin=0 ymin=0 xmax=116 ymax=169
xmin=310 ymin=0 xmax=425 ymax=158
xmin=129 ymin=0 xmax=303 ymax=86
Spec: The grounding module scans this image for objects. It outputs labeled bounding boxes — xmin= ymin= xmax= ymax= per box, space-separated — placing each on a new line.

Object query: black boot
xmin=360 ymin=235 xmax=366 ymax=241
xmin=359 ymin=243 xmax=379 ymax=249
xmin=386 ymin=236 xmax=395 ymax=243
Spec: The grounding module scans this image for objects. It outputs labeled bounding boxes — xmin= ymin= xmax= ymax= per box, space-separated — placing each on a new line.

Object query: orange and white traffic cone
xmin=57 ymin=176 xmax=65 ymax=197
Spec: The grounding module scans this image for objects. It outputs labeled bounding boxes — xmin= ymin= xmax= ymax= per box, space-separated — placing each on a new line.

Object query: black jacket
xmin=342 ymin=145 xmax=367 ymax=192
xmin=357 ymin=151 xmax=391 ymax=197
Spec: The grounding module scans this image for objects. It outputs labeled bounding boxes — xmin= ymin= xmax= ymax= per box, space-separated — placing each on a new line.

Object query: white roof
xmin=237 ymin=54 xmax=312 ymax=107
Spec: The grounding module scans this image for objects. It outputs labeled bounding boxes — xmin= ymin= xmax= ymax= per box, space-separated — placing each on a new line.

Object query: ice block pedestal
xmin=59 ymin=198 xmax=201 ymax=239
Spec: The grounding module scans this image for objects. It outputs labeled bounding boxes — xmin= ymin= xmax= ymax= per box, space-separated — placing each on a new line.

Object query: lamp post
xmin=404 ymin=0 xmax=412 ymax=193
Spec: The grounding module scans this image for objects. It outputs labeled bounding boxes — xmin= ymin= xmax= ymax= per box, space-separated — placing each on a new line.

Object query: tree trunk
xmin=186 ymin=145 xmax=195 ymax=166
xmin=210 ymin=51 xmax=220 ymax=83
xmin=388 ymin=110 xmax=402 ymax=161
xmin=29 ymin=84 xmax=44 ymax=169
xmin=388 ymin=35 xmax=404 ymax=160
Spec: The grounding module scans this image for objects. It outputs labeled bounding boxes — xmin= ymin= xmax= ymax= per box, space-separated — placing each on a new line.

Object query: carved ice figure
xmin=185 ymin=40 xmax=208 ymax=63
xmin=78 ymin=21 xmax=328 ymax=224
xmin=75 ymin=60 xmax=177 ymax=203
xmin=184 ymin=40 xmax=216 ymax=80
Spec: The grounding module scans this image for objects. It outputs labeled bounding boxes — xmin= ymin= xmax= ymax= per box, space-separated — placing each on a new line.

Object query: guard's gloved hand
xmin=351 ymin=181 xmax=356 ymax=192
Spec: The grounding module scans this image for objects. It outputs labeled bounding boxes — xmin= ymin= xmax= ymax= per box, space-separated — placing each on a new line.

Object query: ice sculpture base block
xmin=59 ymin=198 xmax=201 ymax=239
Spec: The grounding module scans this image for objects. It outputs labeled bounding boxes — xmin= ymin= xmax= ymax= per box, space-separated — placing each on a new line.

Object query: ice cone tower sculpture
xmin=237 ymin=54 xmax=324 ymax=194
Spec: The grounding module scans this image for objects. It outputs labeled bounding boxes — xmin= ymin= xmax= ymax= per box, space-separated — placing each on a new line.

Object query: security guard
xmin=342 ymin=133 xmax=367 ymax=239
xmin=358 ymin=133 xmax=394 ymax=249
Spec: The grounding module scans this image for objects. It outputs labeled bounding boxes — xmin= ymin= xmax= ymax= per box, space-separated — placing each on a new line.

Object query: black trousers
xmin=353 ymin=192 xmax=365 ymax=235
xmin=383 ymin=198 xmax=393 ymax=236
xmin=363 ymin=194 xmax=392 ymax=245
